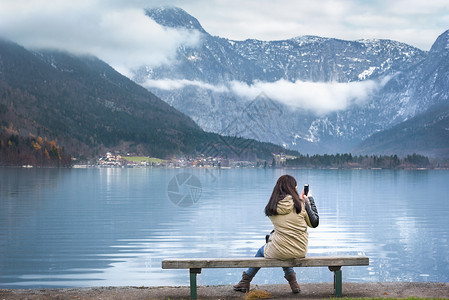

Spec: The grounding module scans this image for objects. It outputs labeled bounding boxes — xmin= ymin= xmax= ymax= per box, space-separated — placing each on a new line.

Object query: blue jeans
xmin=245 ymin=245 xmax=295 ymax=278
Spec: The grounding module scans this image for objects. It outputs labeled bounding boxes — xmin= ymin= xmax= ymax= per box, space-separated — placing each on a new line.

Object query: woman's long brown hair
xmin=265 ymin=174 xmax=302 ymax=216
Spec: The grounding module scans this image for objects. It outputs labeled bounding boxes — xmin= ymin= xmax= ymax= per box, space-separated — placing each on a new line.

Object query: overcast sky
xmin=1 ymin=0 xmax=448 ymax=114
xmin=1 ymin=0 xmax=448 ymax=69
xmin=176 ymin=0 xmax=449 ymax=49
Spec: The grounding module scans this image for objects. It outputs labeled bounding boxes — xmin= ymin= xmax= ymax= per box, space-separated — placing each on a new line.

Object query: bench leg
xmin=189 ymin=268 xmax=201 ymax=300
xmin=329 ymin=266 xmax=342 ymax=297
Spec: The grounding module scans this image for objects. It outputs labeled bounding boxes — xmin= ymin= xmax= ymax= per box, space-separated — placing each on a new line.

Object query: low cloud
xmin=230 ymin=78 xmax=390 ymax=115
xmin=0 ymin=0 xmax=201 ymax=74
xmin=142 ymin=79 xmax=228 ymax=93
xmin=144 ymin=76 xmax=392 ymax=115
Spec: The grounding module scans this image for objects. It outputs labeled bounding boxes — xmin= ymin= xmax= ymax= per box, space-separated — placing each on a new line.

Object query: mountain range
xmin=0 ymin=38 xmax=294 ymax=161
xmin=134 ymin=7 xmax=449 ymax=158
xmin=1 ymin=7 xmax=448 ymax=161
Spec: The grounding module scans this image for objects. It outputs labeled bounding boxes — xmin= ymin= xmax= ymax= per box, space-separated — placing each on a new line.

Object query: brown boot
xmin=233 ymin=271 xmax=252 ymax=292
xmin=284 ymin=272 xmax=300 ymax=293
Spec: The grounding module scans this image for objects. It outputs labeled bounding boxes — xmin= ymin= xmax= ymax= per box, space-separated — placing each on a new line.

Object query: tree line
xmin=284 ymin=153 xmax=432 ymax=169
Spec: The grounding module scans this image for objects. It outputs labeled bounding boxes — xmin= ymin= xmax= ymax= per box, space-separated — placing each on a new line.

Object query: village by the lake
xmin=84 ymin=151 xmax=443 ymax=169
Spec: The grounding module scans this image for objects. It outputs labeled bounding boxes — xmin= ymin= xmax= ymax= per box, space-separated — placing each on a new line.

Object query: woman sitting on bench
xmin=233 ymin=174 xmax=319 ymax=293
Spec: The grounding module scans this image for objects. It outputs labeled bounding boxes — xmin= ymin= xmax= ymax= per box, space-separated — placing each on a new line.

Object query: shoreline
xmin=3 ymin=164 xmax=449 ymax=170
xmin=1 ymin=282 xmax=448 ymax=299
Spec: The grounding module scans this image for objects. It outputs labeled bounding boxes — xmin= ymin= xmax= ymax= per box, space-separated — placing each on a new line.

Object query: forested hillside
xmin=0 ymin=39 xmax=297 ymax=165
xmin=0 ymin=130 xmax=71 ymax=167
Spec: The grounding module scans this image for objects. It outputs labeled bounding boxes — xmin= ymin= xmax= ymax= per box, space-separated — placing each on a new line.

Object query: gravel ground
xmin=1 ymin=282 xmax=448 ymax=299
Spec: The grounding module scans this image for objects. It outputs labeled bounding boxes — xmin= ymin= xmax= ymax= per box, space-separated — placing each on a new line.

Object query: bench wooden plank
xmin=162 ymin=255 xmax=369 ymax=299
xmin=162 ymin=255 xmax=369 ymax=269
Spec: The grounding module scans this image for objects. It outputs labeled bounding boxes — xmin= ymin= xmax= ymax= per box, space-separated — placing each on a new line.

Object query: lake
xmin=1 ymin=167 xmax=448 ymax=288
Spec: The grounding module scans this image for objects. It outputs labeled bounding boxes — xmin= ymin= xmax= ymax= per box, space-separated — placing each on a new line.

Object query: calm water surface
xmin=1 ymin=167 xmax=448 ymax=288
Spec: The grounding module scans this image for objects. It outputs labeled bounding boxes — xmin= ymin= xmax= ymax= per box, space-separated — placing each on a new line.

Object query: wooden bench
xmin=162 ymin=255 xmax=369 ymax=299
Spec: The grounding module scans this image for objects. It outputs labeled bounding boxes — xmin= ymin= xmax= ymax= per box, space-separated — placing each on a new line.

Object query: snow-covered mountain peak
xmin=134 ymin=7 xmax=449 ymax=155
xmin=290 ymin=35 xmax=329 ymax=45
xmin=145 ymin=7 xmax=206 ymax=33
xmin=429 ymin=29 xmax=449 ymax=53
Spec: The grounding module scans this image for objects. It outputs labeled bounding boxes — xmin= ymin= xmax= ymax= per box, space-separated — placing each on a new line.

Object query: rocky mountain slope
xmin=354 ymin=105 xmax=449 ymax=158
xmin=134 ymin=7 xmax=448 ymax=157
xmin=354 ymin=30 xmax=449 ymax=157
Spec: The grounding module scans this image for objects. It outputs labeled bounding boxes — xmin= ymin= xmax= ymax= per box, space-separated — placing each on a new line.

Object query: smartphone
xmin=304 ymin=184 xmax=309 ymax=196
